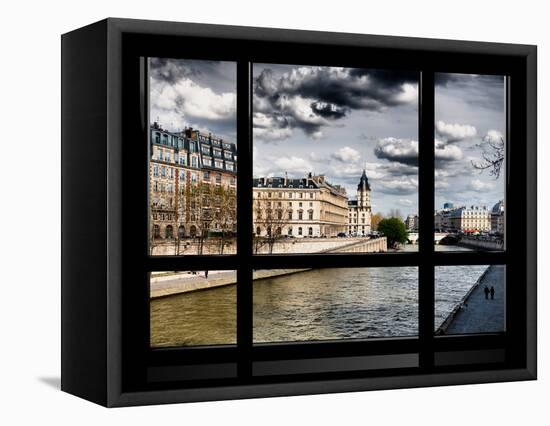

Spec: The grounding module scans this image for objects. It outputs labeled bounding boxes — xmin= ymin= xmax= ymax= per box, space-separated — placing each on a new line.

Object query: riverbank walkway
xmin=150 ymin=269 xmax=309 ymax=298
xmin=439 ymin=265 xmax=505 ymax=334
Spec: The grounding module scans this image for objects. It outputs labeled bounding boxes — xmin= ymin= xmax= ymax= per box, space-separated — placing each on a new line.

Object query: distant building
xmin=448 ymin=205 xmax=491 ymax=232
xmin=434 ymin=207 xmax=452 ymax=231
xmin=491 ymin=200 xmax=505 ymax=235
xmin=443 ymin=202 xmax=454 ymax=209
xmin=347 ymin=170 xmax=372 ymax=236
xmin=253 ymin=173 xmax=348 ymax=237
xmin=405 ymin=214 xmax=419 ymax=231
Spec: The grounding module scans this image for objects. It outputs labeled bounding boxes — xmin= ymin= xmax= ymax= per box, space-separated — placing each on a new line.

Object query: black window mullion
xmin=236 ymin=60 xmax=254 ymax=379
xmin=418 ymin=70 xmax=435 ymax=370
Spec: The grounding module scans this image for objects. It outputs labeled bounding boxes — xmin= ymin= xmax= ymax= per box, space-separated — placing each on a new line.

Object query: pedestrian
xmin=484 ymin=286 xmax=489 ymax=300
xmin=205 ymin=270 xmax=209 ymax=278
xmin=490 ymin=286 xmax=495 ymax=300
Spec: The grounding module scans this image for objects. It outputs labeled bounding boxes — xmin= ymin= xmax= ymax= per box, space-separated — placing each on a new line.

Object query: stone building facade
xmin=448 ymin=205 xmax=491 ymax=232
xmin=491 ymin=200 xmax=505 ymax=235
xmin=252 ymin=173 xmax=348 ymax=238
xmin=347 ymin=170 xmax=372 ymax=236
xmin=405 ymin=214 xmax=419 ymax=231
xmin=149 ymin=123 xmax=237 ymax=245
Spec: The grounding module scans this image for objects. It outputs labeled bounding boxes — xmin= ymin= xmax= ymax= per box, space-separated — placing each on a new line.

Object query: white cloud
xmin=468 ymin=179 xmax=495 ymax=191
xmin=376 ymin=177 xmax=418 ymax=195
xmin=435 ymin=139 xmax=463 ymax=162
xmin=253 ymin=113 xmax=293 ymax=141
xmin=374 ymin=138 xmax=418 ymax=165
xmin=151 ymin=78 xmax=236 ymax=122
xmin=395 ymin=83 xmax=418 ymax=104
xmin=435 ymin=120 xmax=477 ymax=142
xmin=483 ymin=129 xmax=504 ymax=144
xmin=397 ymin=199 xmax=413 ymax=207
xmin=332 ymin=146 xmax=361 ymax=162
xmin=273 ymin=156 xmax=313 ymax=175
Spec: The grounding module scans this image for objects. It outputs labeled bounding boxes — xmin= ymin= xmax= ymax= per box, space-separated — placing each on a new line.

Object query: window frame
xmin=116 ymin=20 xmax=536 ymax=403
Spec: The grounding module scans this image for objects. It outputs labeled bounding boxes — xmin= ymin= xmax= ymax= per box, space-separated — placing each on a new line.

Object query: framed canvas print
xmin=61 ymin=18 xmax=537 ymax=407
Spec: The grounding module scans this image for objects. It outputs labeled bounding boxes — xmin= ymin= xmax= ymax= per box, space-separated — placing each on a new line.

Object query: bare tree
xmin=472 ymin=136 xmax=505 ymax=178
xmin=214 ymin=184 xmax=237 ymax=254
xmin=253 ymin=195 xmax=291 ymax=254
xmin=149 ymin=201 xmax=160 ymax=255
xmin=188 ymin=182 xmax=216 ymax=255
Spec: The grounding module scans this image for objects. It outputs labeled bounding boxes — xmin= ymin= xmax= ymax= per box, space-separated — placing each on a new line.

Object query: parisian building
xmin=347 ymin=170 xmax=372 ymax=236
xmin=435 ymin=204 xmax=491 ymax=233
xmin=149 ymin=123 xmax=237 ymax=242
xmin=252 ymin=174 xmax=348 ymax=237
xmin=405 ymin=214 xmax=419 ymax=231
xmin=491 ymin=200 xmax=505 ymax=235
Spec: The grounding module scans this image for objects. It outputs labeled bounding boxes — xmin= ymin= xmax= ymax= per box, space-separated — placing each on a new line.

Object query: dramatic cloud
xmin=332 ymin=146 xmax=361 ymax=163
xmin=253 ymin=65 xmax=418 ymax=141
xmin=434 ymin=139 xmax=463 ymax=163
xmin=150 ymin=58 xmax=236 ymax=139
xmin=435 ymin=120 xmax=477 ymax=143
xmin=374 ymin=138 xmax=418 ymax=166
xmin=253 ymin=113 xmax=293 ymax=141
xmin=151 ymin=80 xmax=235 ymax=121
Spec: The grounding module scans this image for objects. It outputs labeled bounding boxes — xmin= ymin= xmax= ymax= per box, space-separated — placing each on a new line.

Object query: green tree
xmin=378 ymin=217 xmax=408 ymax=247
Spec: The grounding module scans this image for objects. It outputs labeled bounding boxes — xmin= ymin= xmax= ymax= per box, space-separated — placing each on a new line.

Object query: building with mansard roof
xmin=252 ymin=173 xmax=348 ymax=238
xmin=149 ymin=123 xmax=237 ymax=247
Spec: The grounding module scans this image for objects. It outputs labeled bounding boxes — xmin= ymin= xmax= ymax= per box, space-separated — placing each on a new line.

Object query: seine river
xmin=150 ymin=245 xmax=488 ymax=347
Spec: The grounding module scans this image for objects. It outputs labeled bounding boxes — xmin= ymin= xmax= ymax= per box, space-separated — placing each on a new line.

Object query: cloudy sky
xmin=150 ymin=58 xmax=505 ymax=216
xmin=149 ymin=58 xmax=237 ymax=141
xmin=253 ymin=63 xmax=420 ymax=215
xmin=434 ymin=73 xmax=505 ymax=212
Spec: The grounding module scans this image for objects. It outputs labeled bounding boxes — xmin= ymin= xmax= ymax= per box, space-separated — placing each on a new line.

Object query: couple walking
xmin=484 ymin=285 xmax=495 ymax=300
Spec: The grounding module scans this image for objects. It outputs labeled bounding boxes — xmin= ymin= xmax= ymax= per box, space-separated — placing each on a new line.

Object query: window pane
xmin=434 ymin=73 xmax=505 ymax=251
xmin=253 ymin=64 xmax=419 ymax=254
xmin=253 ymin=267 xmax=418 ymax=343
xmin=150 ymin=270 xmax=236 ymax=347
xmin=149 ymin=58 xmax=237 ymax=256
xmin=435 ymin=265 xmax=505 ymax=335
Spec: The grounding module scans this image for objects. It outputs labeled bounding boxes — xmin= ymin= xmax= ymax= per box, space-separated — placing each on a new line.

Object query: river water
xmin=150 ymin=245 xmax=488 ymax=347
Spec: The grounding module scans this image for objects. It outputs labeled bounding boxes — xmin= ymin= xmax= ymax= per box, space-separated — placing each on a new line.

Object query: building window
xmin=298 ymin=227 xmax=302 ymax=236
xmin=308 ymin=227 xmax=313 ymax=236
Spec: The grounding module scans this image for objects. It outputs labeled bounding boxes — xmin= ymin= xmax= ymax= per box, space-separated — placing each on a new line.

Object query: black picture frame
xmin=61 ymin=18 xmax=537 ymax=407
